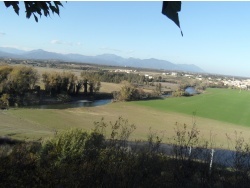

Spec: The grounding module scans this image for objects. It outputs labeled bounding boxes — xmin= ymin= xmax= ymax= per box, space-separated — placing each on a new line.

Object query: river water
xmin=25 ymin=88 xmax=196 ymax=109
xmin=28 ymin=99 xmax=112 ymax=109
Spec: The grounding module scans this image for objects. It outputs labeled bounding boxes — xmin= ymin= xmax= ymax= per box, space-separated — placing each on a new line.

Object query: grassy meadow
xmin=1 ymin=89 xmax=250 ymax=149
xmin=132 ymin=88 xmax=250 ymax=127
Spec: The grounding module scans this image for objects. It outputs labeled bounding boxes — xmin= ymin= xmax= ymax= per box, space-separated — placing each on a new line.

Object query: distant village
xmin=112 ymin=68 xmax=250 ymax=90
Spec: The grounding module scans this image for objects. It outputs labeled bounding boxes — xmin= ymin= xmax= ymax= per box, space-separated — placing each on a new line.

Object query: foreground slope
xmin=1 ymin=100 xmax=250 ymax=148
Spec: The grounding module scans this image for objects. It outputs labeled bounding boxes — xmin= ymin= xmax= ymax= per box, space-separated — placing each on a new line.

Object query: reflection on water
xmin=161 ymin=94 xmax=172 ymax=98
xmin=185 ymin=87 xmax=198 ymax=95
xmin=28 ymin=99 xmax=112 ymax=109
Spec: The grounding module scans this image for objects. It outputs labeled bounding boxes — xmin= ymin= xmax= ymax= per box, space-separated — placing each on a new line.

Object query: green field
xmin=1 ymin=88 xmax=250 ymax=148
xmin=132 ymin=88 xmax=250 ymax=127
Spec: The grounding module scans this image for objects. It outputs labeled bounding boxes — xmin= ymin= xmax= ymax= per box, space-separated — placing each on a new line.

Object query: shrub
xmin=39 ymin=129 xmax=105 ymax=167
xmin=3 ymin=118 xmax=250 ymax=187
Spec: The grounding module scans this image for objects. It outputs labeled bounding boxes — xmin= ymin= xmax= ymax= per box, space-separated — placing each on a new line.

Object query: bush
xmin=0 ymin=93 xmax=9 ymax=109
xmin=39 ymin=129 xmax=105 ymax=167
xmin=3 ymin=118 xmax=250 ymax=187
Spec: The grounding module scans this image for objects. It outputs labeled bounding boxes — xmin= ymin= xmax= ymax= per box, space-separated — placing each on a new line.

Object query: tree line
xmin=0 ymin=65 xmax=153 ymax=107
xmin=1 ymin=64 xmax=178 ymax=107
xmin=82 ymin=70 xmax=145 ymax=84
xmin=42 ymin=71 xmax=101 ymax=97
xmin=0 ymin=65 xmax=103 ymax=107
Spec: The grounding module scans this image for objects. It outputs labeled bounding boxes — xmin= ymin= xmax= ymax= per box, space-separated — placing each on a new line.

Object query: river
xmin=27 ymin=99 xmax=112 ymax=109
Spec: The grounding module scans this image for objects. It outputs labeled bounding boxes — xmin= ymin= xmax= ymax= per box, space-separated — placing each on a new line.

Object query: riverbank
xmin=4 ymin=91 xmax=113 ymax=108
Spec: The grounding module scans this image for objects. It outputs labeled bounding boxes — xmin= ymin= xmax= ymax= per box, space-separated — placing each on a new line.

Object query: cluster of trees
xmin=42 ymin=70 xmax=149 ymax=99
xmin=209 ymin=82 xmax=228 ymax=89
xmin=42 ymin=71 xmax=101 ymax=97
xmin=0 ymin=65 xmax=39 ymax=107
xmin=0 ymin=65 xmax=39 ymax=95
xmin=172 ymin=88 xmax=184 ymax=97
xmin=172 ymin=79 xmax=209 ymax=97
xmin=113 ymin=81 xmax=163 ymax=102
xmin=0 ymin=65 xmax=103 ymax=99
xmin=113 ymin=81 xmax=146 ymax=101
xmin=83 ymin=71 xmax=145 ymax=85
xmin=0 ymin=65 xmax=103 ymax=107
xmin=42 ymin=71 xmax=77 ymax=96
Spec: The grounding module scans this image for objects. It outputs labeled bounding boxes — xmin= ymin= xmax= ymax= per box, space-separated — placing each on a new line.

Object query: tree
xmin=81 ymin=71 xmax=101 ymax=95
xmin=0 ymin=93 xmax=9 ymax=109
xmin=155 ymin=83 xmax=162 ymax=95
xmin=61 ymin=72 xmax=77 ymax=94
xmin=42 ymin=71 xmax=78 ymax=96
xmin=94 ymin=81 xmax=101 ymax=93
xmin=119 ymin=81 xmax=135 ymax=101
xmin=74 ymin=81 xmax=81 ymax=95
xmin=113 ymin=81 xmax=143 ymax=101
xmin=4 ymin=66 xmax=39 ymax=95
xmin=0 ymin=65 xmax=13 ymax=94
xmin=173 ymin=88 xmax=184 ymax=97
xmin=3 ymin=1 xmax=63 ymax=22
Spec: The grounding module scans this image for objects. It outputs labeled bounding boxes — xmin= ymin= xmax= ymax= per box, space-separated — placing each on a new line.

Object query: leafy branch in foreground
xmin=4 ymin=1 xmax=63 ymax=22
xmin=3 ymin=1 xmax=183 ymax=35
xmin=162 ymin=1 xmax=183 ymax=36
xmin=93 ymin=116 xmax=136 ymax=147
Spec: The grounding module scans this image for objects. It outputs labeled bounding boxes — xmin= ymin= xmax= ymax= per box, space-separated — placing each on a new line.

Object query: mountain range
xmin=0 ymin=47 xmax=204 ymax=73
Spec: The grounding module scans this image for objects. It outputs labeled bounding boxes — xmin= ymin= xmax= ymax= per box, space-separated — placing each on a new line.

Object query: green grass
xmin=2 ymin=88 xmax=250 ymax=148
xmin=132 ymin=88 xmax=250 ymax=127
xmin=0 ymin=108 xmax=94 ymax=140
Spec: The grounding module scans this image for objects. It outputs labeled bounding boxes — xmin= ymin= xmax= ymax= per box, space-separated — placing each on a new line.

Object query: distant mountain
xmin=0 ymin=47 xmax=26 ymax=55
xmin=0 ymin=47 xmax=205 ymax=73
xmin=22 ymin=49 xmax=71 ymax=61
xmin=178 ymin=64 xmax=204 ymax=73
xmin=0 ymin=50 xmax=22 ymax=59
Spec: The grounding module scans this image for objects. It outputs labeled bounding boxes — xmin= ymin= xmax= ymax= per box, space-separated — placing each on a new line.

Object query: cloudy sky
xmin=0 ymin=1 xmax=250 ymax=77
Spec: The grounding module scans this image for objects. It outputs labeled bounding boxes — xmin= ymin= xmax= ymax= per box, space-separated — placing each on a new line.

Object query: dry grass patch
xmin=1 ymin=101 xmax=250 ymax=149
xmin=99 ymin=82 xmax=121 ymax=93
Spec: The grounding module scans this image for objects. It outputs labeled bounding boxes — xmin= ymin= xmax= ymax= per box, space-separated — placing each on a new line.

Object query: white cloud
xmin=99 ymin=46 xmax=121 ymax=52
xmin=0 ymin=32 xmax=6 ymax=36
xmin=50 ymin=40 xmax=63 ymax=44
xmin=127 ymin=50 xmax=135 ymax=54
xmin=50 ymin=39 xmax=82 ymax=46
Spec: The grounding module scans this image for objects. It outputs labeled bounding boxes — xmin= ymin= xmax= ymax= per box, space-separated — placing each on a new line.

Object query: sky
xmin=0 ymin=1 xmax=250 ymax=77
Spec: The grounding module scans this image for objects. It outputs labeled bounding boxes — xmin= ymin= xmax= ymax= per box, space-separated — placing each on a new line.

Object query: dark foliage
xmin=4 ymin=1 xmax=63 ymax=22
xmin=1 ymin=119 xmax=250 ymax=187
xmin=162 ymin=1 xmax=183 ymax=36
xmin=3 ymin=1 xmax=183 ymax=35
xmin=84 ymin=70 xmax=145 ymax=85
